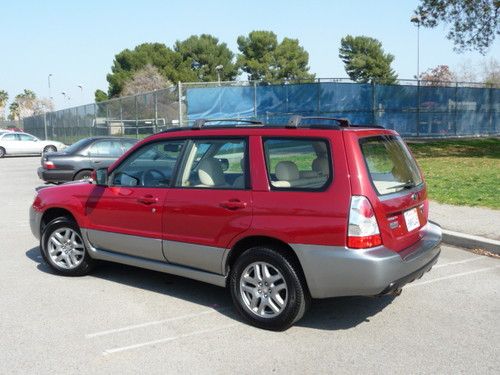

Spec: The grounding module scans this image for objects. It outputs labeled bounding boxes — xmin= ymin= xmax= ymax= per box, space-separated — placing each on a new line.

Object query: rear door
xmin=87 ymin=139 xmax=124 ymax=169
xmin=163 ymin=137 xmax=252 ymax=274
xmin=353 ymin=133 xmax=427 ymax=252
xmin=1 ymin=133 xmax=21 ymax=154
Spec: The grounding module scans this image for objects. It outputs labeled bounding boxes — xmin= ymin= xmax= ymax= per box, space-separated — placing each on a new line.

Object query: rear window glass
xmin=360 ymin=135 xmax=423 ymax=195
xmin=263 ymin=138 xmax=331 ymax=190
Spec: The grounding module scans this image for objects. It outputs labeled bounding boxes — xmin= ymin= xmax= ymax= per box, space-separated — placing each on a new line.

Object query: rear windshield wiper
xmin=387 ymin=181 xmax=416 ymax=190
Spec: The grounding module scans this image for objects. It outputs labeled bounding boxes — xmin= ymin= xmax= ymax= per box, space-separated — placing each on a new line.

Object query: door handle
xmin=137 ymin=195 xmax=158 ymax=205
xmin=220 ymin=199 xmax=247 ymax=210
xmin=93 ymin=161 xmax=101 ymax=164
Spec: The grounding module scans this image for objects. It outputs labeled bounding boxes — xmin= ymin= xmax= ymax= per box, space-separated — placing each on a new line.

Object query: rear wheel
xmin=43 ymin=145 xmax=57 ymax=153
xmin=229 ymin=246 xmax=310 ymax=331
xmin=0 ymin=147 xmax=5 ymax=158
xmin=41 ymin=217 xmax=95 ymax=276
xmin=74 ymin=170 xmax=92 ymax=181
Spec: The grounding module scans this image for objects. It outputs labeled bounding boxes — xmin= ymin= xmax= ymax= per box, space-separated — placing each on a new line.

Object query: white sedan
xmin=0 ymin=132 xmax=66 ymax=158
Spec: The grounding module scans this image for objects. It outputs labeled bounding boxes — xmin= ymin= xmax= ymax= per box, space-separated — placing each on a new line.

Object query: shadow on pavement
xmin=26 ymin=246 xmax=395 ymax=331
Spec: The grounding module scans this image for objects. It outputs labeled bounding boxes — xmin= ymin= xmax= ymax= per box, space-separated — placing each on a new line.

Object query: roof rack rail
xmin=192 ymin=118 xmax=264 ymax=129
xmin=287 ymin=115 xmax=351 ymax=128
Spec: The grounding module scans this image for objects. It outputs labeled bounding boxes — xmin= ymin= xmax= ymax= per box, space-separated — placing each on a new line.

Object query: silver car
xmin=0 ymin=132 xmax=66 ymax=158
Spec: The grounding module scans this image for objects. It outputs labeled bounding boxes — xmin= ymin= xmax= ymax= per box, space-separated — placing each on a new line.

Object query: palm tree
xmin=0 ymin=90 xmax=8 ymax=120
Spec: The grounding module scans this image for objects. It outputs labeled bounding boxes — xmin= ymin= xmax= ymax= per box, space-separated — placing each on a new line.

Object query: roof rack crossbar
xmin=193 ymin=118 xmax=264 ymax=129
xmin=287 ymin=115 xmax=351 ymax=128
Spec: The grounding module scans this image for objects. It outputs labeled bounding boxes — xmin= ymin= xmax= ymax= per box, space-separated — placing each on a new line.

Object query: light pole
xmin=77 ymin=84 xmax=84 ymax=104
xmin=215 ymin=65 xmax=223 ymax=85
xmin=48 ymin=74 xmax=53 ymax=100
xmin=411 ymin=14 xmax=425 ymax=80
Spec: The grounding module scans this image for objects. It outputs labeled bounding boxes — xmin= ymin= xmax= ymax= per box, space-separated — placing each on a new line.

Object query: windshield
xmin=360 ymin=135 xmax=423 ymax=195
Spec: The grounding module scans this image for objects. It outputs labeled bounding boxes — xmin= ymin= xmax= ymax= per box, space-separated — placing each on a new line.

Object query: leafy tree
xmin=107 ymin=43 xmax=177 ymax=97
xmin=8 ymin=90 xmax=53 ymax=120
xmin=0 ymin=90 xmax=8 ymax=120
xmin=94 ymin=89 xmax=108 ymax=102
xmin=121 ymin=64 xmax=172 ymax=96
xmin=419 ymin=65 xmax=456 ymax=86
xmin=173 ymin=34 xmax=237 ymax=82
xmin=414 ymin=0 xmax=499 ymax=54
xmin=481 ymin=57 xmax=500 ymax=86
xmin=339 ymin=35 xmax=398 ymax=84
xmin=237 ymin=30 xmax=314 ymax=82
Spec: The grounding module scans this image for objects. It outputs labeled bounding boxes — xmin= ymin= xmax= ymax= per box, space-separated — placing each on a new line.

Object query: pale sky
xmin=1 ymin=0 xmax=498 ymax=110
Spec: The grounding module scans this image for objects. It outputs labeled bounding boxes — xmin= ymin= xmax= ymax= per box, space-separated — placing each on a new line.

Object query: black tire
xmin=0 ymin=147 xmax=5 ymax=158
xmin=43 ymin=145 xmax=57 ymax=153
xmin=229 ymin=246 xmax=310 ymax=331
xmin=74 ymin=170 xmax=92 ymax=181
xmin=40 ymin=216 xmax=95 ymax=276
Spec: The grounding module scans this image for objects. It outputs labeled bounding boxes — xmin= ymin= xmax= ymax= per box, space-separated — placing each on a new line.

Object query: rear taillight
xmin=44 ymin=160 xmax=56 ymax=170
xmin=347 ymin=196 xmax=382 ymax=249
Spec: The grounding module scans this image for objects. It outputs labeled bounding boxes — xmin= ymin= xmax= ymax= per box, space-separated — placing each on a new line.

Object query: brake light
xmin=347 ymin=196 xmax=382 ymax=249
xmin=44 ymin=160 xmax=56 ymax=170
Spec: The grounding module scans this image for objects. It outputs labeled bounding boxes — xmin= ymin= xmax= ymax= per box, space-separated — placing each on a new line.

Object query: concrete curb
xmin=429 ymin=221 xmax=500 ymax=254
xmin=441 ymin=228 xmax=500 ymax=255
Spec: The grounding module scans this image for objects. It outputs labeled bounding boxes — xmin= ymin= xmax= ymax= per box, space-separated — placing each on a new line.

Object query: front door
xmin=84 ymin=139 xmax=185 ymax=261
xmin=163 ymin=138 xmax=252 ymax=274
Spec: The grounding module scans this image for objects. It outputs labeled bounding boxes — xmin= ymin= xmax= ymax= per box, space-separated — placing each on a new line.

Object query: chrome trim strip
xmin=81 ymin=229 xmax=226 ymax=288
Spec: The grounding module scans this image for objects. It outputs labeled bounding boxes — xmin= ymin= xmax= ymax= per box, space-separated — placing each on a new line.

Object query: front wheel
xmin=229 ymin=246 xmax=310 ymax=331
xmin=40 ymin=217 xmax=95 ymax=276
xmin=0 ymin=147 xmax=5 ymax=158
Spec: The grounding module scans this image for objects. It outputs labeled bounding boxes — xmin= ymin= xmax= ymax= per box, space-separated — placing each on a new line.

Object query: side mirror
xmin=93 ymin=168 xmax=109 ymax=186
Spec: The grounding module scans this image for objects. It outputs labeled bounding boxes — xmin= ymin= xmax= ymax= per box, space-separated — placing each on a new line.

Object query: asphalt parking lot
xmin=0 ymin=156 xmax=499 ymax=374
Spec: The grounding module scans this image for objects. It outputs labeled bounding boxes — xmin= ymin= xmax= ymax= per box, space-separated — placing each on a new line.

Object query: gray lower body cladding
xmin=291 ymin=222 xmax=442 ymax=298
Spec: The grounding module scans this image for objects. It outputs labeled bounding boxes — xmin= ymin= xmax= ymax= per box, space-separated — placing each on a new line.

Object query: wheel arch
xmin=224 ymin=235 xmax=310 ymax=293
xmin=40 ymin=207 xmax=77 ymax=234
xmin=73 ymin=169 xmax=93 ymax=180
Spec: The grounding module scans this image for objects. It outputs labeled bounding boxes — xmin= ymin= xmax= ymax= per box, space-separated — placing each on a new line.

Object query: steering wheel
xmin=140 ymin=168 xmax=167 ymax=186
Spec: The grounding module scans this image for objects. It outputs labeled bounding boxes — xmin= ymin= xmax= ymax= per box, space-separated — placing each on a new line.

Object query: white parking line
xmin=433 ymin=256 xmax=484 ymax=269
xmin=102 ymin=323 xmax=239 ymax=355
xmin=86 ymin=308 xmax=228 ymax=338
xmin=408 ymin=265 xmax=500 ymax=288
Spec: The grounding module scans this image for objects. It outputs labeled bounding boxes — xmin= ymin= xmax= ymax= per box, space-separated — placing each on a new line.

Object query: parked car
xmin=0 ymin=132 xmax=65 ymax=158
xmin=30 ymin=117 xmax=441 ymax=330
xmin=37 ymin=136 xmax=138 ymax=183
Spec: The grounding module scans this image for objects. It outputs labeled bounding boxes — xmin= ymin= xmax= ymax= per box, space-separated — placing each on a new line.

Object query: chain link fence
xmin=23 ymin=79 xmax=499 ymax=144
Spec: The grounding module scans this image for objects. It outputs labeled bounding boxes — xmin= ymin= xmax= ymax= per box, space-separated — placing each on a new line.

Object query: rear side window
xmin=263 ymin=138 xmax=331 ymax=190
xmin=360 ymin=135 xmax=423 ymax=195
xmin=89 ymin=140 xmax=123 ymax=156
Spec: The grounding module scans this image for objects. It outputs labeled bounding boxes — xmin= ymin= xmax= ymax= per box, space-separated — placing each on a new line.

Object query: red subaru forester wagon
xmin=30 ymin=117 xmax=441 ymax=330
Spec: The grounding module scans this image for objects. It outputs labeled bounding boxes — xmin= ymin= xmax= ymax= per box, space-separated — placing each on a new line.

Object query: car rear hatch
xmin=346 ymin=131 xmax=428 ymax=252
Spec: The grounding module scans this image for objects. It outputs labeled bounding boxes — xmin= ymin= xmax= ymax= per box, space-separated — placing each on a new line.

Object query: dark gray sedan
xmin=37 ymin=137 xmax=138 ymax=183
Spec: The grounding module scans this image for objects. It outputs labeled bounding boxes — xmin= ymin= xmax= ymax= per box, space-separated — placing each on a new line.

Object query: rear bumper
xmin=37 ymin=167 xmax=74 ymax=183
xmin=291 ymin=222 xmax=442 ymax=299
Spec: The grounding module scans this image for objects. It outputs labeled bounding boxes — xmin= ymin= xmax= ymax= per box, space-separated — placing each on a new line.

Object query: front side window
xmin=360 ymin=135 xmax=423 ymax=195
xmin=111 ymin=140 xmax=184 ymax=187
xmin=263 ymin=138 xmax=332 ymax=190
xmin=177 ymin=138 xmax=247 ymax=189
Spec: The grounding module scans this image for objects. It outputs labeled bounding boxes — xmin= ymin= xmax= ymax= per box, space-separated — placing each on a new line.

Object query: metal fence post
xmin=371 ymin=82 xmax=376 ymax=125
xmin=178 ymin=82 xmax=183 ymax=126
xmin=93 ymin=103 xmax=97 ymax=136
xmin=489 ymin=84 xmax=494 ymax=134
xmin=135 ymin=95 xmax=139 ymax=137
xmin=416 ymin=80 xmax=420 ymax=137
xmin=43 ymin=112 xmax=48 ymax=140
xmin=453 ymin=82 xmax=458 ymax=135
xmin=154 ymin=91 xmax=158 ymax=133
xmin=253 ymin=81 xmax=257 ymax=117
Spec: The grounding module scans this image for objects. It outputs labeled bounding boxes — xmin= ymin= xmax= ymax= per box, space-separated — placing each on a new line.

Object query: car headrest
xmin=198 ymin=158 xmax=225 ymax=186
xmin=275 ymin=161 xmax=299 ymax=181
